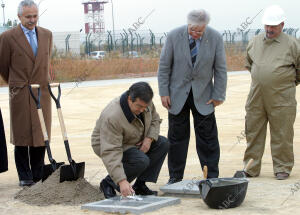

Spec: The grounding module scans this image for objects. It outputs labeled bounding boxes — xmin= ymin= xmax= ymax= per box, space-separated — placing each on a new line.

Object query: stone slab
xmin=81 ymin=196 xmax=181 ymax=214
xmin=160 ymin=180 xmax=201 ymax=196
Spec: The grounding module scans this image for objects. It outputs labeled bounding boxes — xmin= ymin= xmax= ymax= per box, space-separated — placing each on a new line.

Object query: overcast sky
xmin=1 ymin=0 xmax=299 ymax=33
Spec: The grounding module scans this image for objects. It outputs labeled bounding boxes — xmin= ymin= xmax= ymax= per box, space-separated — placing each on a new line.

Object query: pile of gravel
xmin=15 ymin=169 xmax=104 ymax=206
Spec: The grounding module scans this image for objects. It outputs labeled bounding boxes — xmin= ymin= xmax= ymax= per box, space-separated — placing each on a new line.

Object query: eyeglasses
xmin=190 ymin=30 xmax=204 ymax=35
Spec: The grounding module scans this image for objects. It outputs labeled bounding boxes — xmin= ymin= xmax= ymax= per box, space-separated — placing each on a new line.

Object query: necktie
xmin=189 ymin=38 xmax=197 ymax=66
xmin=28 ymin=31 xmax=37 ymax=56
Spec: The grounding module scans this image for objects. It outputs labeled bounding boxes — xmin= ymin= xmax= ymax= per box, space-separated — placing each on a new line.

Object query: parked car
xmin=127 ymin=51 xmax=139 ymax=58
xmin=90 ymin=51 xmax=106 ymax=60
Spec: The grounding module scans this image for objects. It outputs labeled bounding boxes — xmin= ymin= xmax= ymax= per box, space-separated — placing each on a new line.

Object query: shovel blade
xmin=42 ymin=162 xmax=65 ymax=181
xmin=59 ymin=162 xmax=85 ymax=183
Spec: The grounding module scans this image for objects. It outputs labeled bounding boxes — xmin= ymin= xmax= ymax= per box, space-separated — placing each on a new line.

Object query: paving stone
xmin=81 ymin=196 xmax=181 ymax=214
xmin=160 ymin=180 xmax=201 ymax=196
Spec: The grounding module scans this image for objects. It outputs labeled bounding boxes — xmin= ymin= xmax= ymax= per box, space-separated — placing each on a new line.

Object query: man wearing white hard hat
xmin=243 ymin=5 xmax=300 ymax=180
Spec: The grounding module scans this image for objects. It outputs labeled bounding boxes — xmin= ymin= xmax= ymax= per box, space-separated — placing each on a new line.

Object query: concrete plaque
xmin=160 ymin=180 xmax=201 ymax=196
xmin=81 ymin=196 xmax=181 ymax=214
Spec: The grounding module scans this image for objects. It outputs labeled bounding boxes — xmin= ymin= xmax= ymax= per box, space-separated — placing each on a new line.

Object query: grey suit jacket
xmin=158 ymin=25 xmax=227 ymax=115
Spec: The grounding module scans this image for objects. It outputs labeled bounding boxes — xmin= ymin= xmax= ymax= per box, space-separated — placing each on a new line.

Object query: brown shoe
xmin=275 ymin=172 xmax=289 ymax=180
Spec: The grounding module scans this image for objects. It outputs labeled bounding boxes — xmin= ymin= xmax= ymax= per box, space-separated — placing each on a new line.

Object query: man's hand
xmin=206 ymin=99 xmax=224 ymax=107
xmin=136 ymin=137 xmax=152 ymax=153
xmin=161 ymin=96 xmax=171 ymax=110
xmin=119 ymin=179 xmax=134 ymax=197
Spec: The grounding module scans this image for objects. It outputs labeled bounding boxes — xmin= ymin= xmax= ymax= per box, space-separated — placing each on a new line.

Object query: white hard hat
xmin=262 ymin=5 xmax=286 ymax=25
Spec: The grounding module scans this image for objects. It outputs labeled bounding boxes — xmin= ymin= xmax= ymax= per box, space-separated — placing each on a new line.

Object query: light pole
xmin=1 ymin=0 xmax=5 ymax=26
xmin=111 ymin=0 xmax=115 ymax=50
xmin=37 ymin=0 xmax=47 ymax=26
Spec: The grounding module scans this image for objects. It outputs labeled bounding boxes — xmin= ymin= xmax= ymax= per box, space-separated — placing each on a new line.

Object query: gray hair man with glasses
xmin=158 ymin=9 xmax=227 ymax=184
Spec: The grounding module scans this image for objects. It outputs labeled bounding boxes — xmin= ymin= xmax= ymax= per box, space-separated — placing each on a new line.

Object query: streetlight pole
xmin=111 ymin=0 xmax=115 ymax=50
xmin=1 ymin=0 xmax=5 ymax=26
xmin=37 ymin=0 xmax=46 ymax=26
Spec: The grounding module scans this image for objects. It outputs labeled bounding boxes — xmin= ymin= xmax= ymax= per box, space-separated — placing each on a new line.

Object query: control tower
xmin=82 ymin=0 xmax=108 ymax=34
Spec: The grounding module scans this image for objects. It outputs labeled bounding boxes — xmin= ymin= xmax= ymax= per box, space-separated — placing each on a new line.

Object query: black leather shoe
xmin=166 ymin=178 xmax=182 ymax=185
xmin=19 ymin=180 xmax=35 ymax=187
xmin=133 ymin=184 xmax=158 ymax=196
xmin=105 ymin=175 xmax=120 ymax=192
xmin=100 ymin=179 xmax=116 ymax=199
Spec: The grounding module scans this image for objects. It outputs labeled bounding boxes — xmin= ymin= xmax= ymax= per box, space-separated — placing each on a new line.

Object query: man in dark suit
xmin=158 ymin=9 xmax=227 ymax=183
xmin=0 ymin=0 xmax=52 ymax=186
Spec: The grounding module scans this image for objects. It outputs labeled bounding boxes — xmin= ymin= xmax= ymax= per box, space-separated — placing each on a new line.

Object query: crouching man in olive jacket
xmin=91 ymin=82 xmax=169 ymax=198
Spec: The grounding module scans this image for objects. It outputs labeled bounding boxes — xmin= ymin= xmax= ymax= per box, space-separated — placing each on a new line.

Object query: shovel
xmin=29 ymin=84 xmax=64 ymax=181
xmin=202 ymin=165 xmax=208 ymax=179
xmin=48 ymin=83 xmax=85 ymax=183
xmin=234 ymin=158 xmax=254 ymax=178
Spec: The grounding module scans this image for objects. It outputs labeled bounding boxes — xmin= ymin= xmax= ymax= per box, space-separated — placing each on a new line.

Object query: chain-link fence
xmin=55 ymin=27 xmax=299 ymax=57
xmin=1 ymin=26 xmax=298 ymax=57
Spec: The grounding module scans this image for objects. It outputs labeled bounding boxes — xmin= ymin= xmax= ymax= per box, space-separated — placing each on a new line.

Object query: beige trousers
xmin=243 ymin=102 xmax=296 ymax=176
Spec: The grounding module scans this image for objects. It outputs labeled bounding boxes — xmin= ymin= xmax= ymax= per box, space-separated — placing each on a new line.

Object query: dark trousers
xmin=14 ymin=146 xmax=46 ymax=182
xmin=105 ymin=135 xmax=169 ymax=188
xmin=168 ymin=90 xmax=220 ymax=179
xmin=0 ymin=109 xmax=8 ymax=173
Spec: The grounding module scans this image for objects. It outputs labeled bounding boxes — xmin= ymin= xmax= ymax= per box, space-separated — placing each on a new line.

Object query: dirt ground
xmin=0 ymin=73 xmax=300 ymax=215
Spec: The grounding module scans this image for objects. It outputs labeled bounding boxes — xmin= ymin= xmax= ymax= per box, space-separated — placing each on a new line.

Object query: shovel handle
xmin=31 ymin=84 xmax=40 ymax=88
xmin=49 ymin=83 xmax=60 ymax=87
xmin=29 ymin=85 xmax=41 ymax=109
xmin=37 ymin=109 xmax=49 ymax=141
xmin=48 ymin=83 xmax=74 ymax=164
xmin=28 ymin=84 xmax=56 ymax=167
xmin=203 ymin=165 xmax=208 ymax=179
xmin=57 ymin=107 xmax=74 ymax=164
xmin=48 ymin=83 xmax=61 ymax=108
xmin=28 ymin=85 xmax=48 ymax=140
xmin=57 ymin=109 xmax=68 ymax=141
xmin=48 ymin=84 xmax=67 ymax=140
xmin=244 ymin=158 xmax=254 ymax=171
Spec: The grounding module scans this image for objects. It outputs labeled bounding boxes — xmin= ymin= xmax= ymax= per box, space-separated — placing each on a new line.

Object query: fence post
xmin=244 ymin=29 xmax=250 ymax=44
xmin=107 ymin=31 xmax=113 ymax=52
xmin=120 ymin=33 xmax=125 ymax=55
xmin=65 ymin=34 xmax=71 ymax=54
xmin=135 ymin=33 xmax=139 ymax=52
xmin=98 ymin=40 xmax=102 ymax=51
xmin=85 ymin=34 xmax=88 ymax=55
xmin=222 ymin=31 xmax=228 ymax=42
xmin=227 ymin=30 xmax=232 ymax=43
xmin=294 ymin=28 xmax=299 ymax=38
xmin=149 ymin=29 xmax=155 ymax=49
xmin=232 ymin=32 xmax=236 ymax=44
xmin=123 ymin=29 xmax=129 ymax=49
xmin=159 ymin=35 xmax=164 ymax=47
xmin=129 ymin=30 xmax=135 ymax=52
xmin=87 ymin=33 xmax=92 ymax=56
xmin=114 ymin=39 xmax=119 ymax=51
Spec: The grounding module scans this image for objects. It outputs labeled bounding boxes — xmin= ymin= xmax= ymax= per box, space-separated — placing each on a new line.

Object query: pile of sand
xmin=14 ymin=169 xmax=105 ymax=206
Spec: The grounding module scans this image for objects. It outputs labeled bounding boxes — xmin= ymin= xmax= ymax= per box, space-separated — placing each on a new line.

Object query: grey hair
xmin=187 ymin=9 xmax=210 ymax=26
xmin=18 ymin=0 xmax=38 ymax=16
